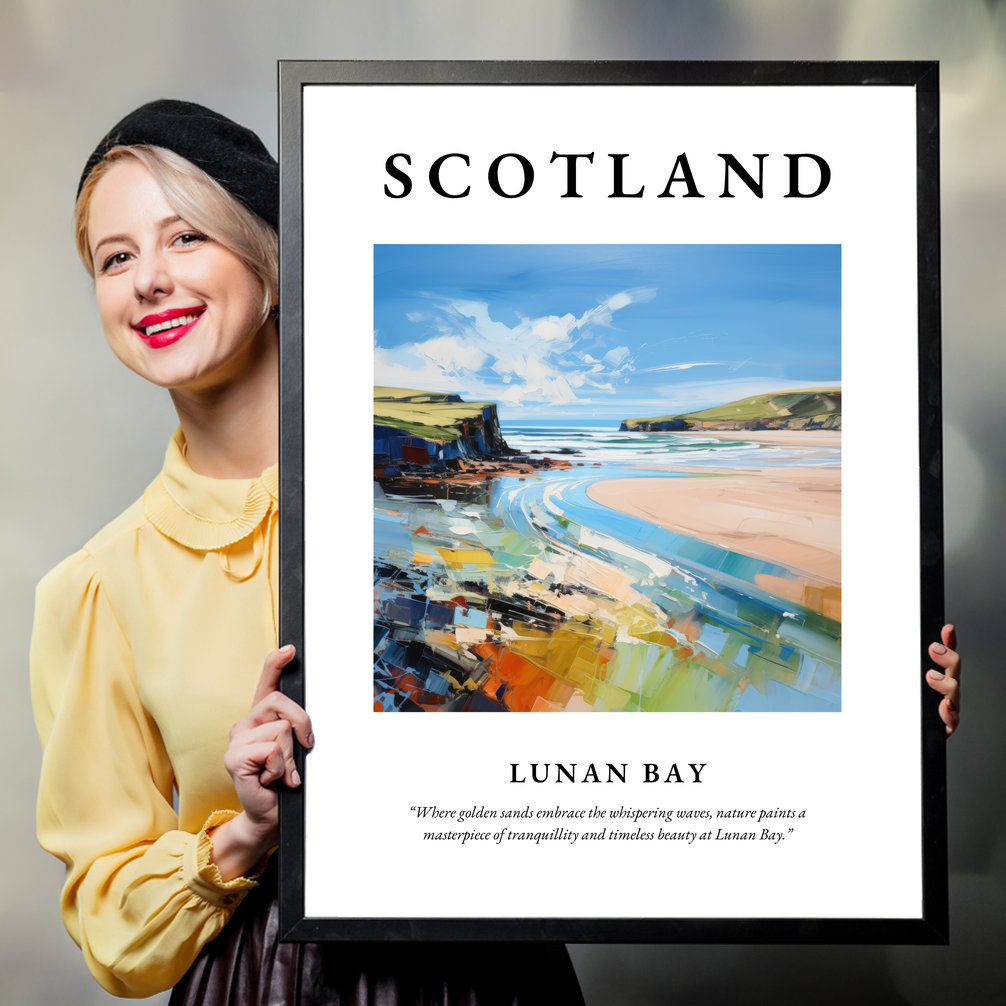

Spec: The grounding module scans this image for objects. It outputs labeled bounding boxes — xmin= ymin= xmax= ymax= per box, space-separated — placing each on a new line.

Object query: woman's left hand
xmin=209 ymin=645 xmax=313 ymax=881
xmin=926 ymin=624 xmax=960 ymax=737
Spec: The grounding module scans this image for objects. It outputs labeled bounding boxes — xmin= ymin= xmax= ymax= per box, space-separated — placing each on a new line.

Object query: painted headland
xmin=373 ymin=245 xmax=841 ymax=713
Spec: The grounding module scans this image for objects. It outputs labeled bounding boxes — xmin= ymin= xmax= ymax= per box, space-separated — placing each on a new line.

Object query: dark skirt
xmin=169 ymin=869 xmax=585 ymax=1006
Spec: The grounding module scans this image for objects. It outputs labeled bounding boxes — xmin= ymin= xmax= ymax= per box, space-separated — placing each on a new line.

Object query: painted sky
xmin=374 ymin=244 xmax=840 ymax=419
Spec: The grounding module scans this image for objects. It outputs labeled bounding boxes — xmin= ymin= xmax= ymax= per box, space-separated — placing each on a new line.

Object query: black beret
xmin=78 ymin=99 xmax=278 ymax=228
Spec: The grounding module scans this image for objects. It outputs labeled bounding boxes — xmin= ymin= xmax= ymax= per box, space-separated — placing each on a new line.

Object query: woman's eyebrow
xmin=92 ymin=216 xmax=185 ymax=257
xmin=92 ymin=232 xmax=133 ymax=256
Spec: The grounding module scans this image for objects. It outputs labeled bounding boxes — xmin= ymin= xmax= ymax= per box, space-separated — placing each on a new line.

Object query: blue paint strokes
xmin=454 ymin=607 xmax=489 ymax=629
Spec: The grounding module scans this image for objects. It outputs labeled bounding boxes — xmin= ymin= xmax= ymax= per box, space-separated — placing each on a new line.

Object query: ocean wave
xmin=502 ymin=426 xmax=840 ymax=469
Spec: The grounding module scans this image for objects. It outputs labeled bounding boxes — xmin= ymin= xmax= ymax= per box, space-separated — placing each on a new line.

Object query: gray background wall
xmin=1 ymin=2 xmax=1003 ymax=1003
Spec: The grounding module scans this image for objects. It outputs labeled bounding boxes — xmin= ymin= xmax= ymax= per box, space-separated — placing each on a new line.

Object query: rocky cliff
xmin=374 ymin=388 xmax=517 ymax=472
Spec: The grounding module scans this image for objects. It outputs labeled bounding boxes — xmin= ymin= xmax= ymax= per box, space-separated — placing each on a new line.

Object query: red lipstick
xmin=132 ymin=306 xmax=205 ymax=349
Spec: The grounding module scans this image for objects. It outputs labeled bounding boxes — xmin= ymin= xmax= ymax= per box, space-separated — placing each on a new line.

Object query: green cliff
xmin=620 ymin=388 xmax=841 ymax=432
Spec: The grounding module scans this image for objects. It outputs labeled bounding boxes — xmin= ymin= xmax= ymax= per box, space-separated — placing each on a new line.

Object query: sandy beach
xmin=586 ymin=466 xmax=841 ymax=614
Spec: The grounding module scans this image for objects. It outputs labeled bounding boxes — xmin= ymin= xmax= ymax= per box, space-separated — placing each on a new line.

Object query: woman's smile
xmin=133 ymin=306 xmax=207 ymax=348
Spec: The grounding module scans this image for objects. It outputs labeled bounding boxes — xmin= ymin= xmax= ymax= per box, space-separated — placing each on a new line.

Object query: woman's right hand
xmin=209 ymin=645 xmax=314 ymax=881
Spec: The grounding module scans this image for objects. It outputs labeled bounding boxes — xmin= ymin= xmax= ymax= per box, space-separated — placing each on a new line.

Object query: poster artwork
xmin=287 ymin=64 xmax=942 ymax=940
xmin=373 ymin=244 xmax=842 ymax=714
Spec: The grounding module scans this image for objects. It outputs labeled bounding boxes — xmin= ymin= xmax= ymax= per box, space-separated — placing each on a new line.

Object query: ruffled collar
xmin=143 ymin=428 xmax=278 ymax=551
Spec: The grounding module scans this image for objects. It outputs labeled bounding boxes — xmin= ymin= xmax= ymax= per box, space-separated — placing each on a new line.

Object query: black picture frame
xmin=277 ymin=60 xmax=945 ymax=944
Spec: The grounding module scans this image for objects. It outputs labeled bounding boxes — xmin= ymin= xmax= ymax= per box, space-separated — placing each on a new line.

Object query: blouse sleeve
xmin=30 ymin=549 xmax=262 ymax=998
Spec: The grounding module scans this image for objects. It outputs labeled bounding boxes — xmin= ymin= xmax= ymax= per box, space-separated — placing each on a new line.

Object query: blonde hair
xmin=75 ymin=145 xmax=278 ymax=323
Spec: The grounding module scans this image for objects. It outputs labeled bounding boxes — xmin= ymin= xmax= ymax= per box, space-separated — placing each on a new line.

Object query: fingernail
xmin=280 ymin=644 xmax=295 ymax=654
xmin=292 ymin=768 xmax=301 ymax=787
xmin=928 ymin=670 xmax=944 ymax=679
xmin=307 ymin=732 xmax=315 ymax=748
xmin=931 ymin=643 xmax=947 ymax=654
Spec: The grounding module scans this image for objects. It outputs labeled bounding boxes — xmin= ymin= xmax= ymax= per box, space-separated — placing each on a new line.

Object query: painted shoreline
xmin=585 ymin=466 xmax=841 ymax=596
xmin=374 ymin=431 xmax=843 ymax=713
xmin=375 ymin=461 xmax=843 ymax=713
xmin=665 ymin=429 xmax=841 ymax=447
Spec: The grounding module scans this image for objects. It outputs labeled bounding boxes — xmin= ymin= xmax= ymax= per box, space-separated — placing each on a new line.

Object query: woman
xmin=31 ymin=100 xmax=586 ymax=1003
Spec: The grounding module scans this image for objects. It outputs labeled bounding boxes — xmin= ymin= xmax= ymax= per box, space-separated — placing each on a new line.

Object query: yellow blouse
xmin=31 ymin=428 xmax=279 ymax=998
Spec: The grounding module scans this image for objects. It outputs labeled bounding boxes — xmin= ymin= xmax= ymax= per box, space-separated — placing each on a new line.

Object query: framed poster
xmin=277 ymin=61 xmax=946 ymax=943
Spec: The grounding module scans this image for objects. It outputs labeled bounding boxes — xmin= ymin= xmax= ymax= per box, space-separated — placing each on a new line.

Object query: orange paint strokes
xmin=394 ymin=672 xmax=424 ymax=694
xmin=473 ymin=641 xmax=561 ymax=712
xmin=470 ymin=641 xmax=500 ymax=663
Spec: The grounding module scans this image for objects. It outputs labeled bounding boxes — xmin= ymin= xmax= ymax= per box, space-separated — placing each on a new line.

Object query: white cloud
xmin=374 ymin=287 xmax=657 ymax=405
xmin=529 ymin=314 xmax=578 ymax=343
xmin=602 ymin=346 xmax=631 ymax=369
xmin=374 ymin=348 xmax=468 ymax=392
xmin=637 ymin=360 xmax=728 ymax=373
xmin=413 ymin=334 xmax=488 ymax=372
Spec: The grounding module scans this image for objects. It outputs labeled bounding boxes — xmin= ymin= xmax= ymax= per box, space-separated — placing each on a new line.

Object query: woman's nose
xmin=133 ymin=249 xmax=173 ymax=302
